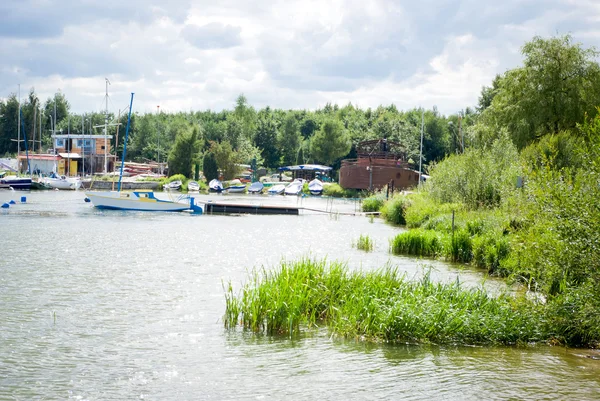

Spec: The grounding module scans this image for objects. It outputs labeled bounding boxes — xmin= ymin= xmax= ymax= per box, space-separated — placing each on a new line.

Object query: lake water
xmin=1 ymin=190 xmax=599 ymax=400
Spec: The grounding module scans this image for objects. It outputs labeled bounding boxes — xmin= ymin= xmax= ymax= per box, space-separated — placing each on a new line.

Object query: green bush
xmin=362 ymin=193 xmax=386 ymax=213
xmin=323 ymin=183 xmax=359 ymax=198
xmin=380 ymin=194 xmax=409 ymax=225
xmin=445 ymin=229 xmax=473 ymax=263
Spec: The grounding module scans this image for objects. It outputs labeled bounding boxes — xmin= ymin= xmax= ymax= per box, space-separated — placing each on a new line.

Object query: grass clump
xmin=362 ymin=193 xmax=386 ymax=213
xmin=323 ymin=183 xmax=359 ymax=198
xmin=380 ymin=193 xmax=409 ymax=225
xmin=390 ymin=229 xmax=443 ymax=258
xmin=224 ymin=258 xmax=546 ymax=345
xmin=353 ymin=234 xmax=374 ymax=252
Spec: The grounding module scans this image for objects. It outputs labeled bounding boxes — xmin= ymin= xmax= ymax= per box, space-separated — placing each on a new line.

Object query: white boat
xmin=163 ymin=180 xmax=182 ymax=191
xmin=188 ymin=180 xmax=200 ymax=192
xmin=86 ymin=191 xmax=201 ymax=212
xmin=209 ymin=179 xmax=224 ymax=193
xmin=284 ymin=179 xmax=304 ymax=196
xmin=226 ymin=179 xmax=246 ymax=193
xmin=84 ymin=93 xmax=203 ymax=214
xmin=43 ymin=172 xmax=81 ymax=190
xmin=308 ymin=179 xmax=323 ymax=196
xmin=268 ymin=184 xmax=285 ymax=195
xmin=248 ymin=181 xmax=264 ymax=194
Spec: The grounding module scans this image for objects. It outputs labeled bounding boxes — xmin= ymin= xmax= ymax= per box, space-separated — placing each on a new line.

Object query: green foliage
xmin=322 ymin=183 xmax=358 ymax=198
xmin=380 ymin=193 xmax=409 ymax=225
xmin=447 ymin=229 xmax=473 ymax=263
xmin=361 ymin=193 xmax=386 ymax=213
xmin=202 ymin=152 xmax=218 ymax=182
xmin=353 ymin=234 xmax=374 ymax=252
xmin=478 ymin=34 xmax=600 ymax=148
xmin=390 ymin=229 xmax=443 ymax=257
xmin=167 ymin=126 xmax=202 ymax=178
xmin=224 ymin=258 xmax=547 ymax=345
xmin=279 ymin=114 xmax=302 ymax=166
xmin=310 ymin=119 xmax=351 ymax=165
xmin=427 ymin=135 xmax=519 ymax=209
xmin=210 ymin=140 xmax=240 ymax=180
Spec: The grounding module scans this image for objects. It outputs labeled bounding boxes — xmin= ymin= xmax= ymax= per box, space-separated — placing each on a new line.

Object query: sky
xmin=1 ymin=0 xmax=599 ymax=116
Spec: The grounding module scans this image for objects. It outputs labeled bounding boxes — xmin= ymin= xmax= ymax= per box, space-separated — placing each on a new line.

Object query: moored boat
xmin=268 ymin=184 xmax=285 ymax=195
xmin=0 ymin=175 xmax=33 ymax=190
xmin=43 ymin=172 xmax=81 ymax=190
xmin=284 ymin=179 xmax=304 ymax=196
xmin=163 ymin=180 xmax=182 ymax=191
xmin=308 ymin=179 xmax=323 ymax=196
xmin=86 ymin=191 xmax=201 ymax=212
xmin=226 ymin=179 xmax=246 ymax=193
xmin=188 ymin=180 xmax=200 ymax=192
xmin=209 ymin=179 xmax=224 ymax=193
xmin=248 ymin=181 xmax=264 ymax=194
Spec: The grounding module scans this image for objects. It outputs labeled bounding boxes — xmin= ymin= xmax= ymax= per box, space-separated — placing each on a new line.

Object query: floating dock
xmin=203 ymin=201 xmax=299 ymax=215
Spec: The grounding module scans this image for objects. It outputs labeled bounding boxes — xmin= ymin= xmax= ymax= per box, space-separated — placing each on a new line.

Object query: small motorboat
xmin=43 ymin=172 xmax=81 ymax=190
xmin=209 ymin=179 xmax=224 ymax=193
xmin=188 ymin=180 xmax=200 ymax=192
xmin=308 ymin=179 xmax=323 ymax=196
xmin=226 ymin=179 xmax=246 ymax=193
xmin=284 ymin=179 xmax=304 ymax=196
xmin=268 ymin=184 xmax=285 ymax=195
xmin=248 ymin=181 xmax=264 ymax=194
xmin=163 ymin=180 xmax=182 ymax=191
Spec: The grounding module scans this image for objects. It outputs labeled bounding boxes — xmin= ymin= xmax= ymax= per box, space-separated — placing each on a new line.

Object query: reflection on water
xmin=0 ymin=190 xmax=599 ymax=400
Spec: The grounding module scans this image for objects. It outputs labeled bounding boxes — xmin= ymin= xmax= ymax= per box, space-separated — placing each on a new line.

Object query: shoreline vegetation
xmin=225 ymin=35 xmax=600 ymax=349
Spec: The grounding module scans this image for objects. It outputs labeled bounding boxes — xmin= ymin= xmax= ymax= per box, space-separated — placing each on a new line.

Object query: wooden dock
xmin=203 ymin=201 xmax=299 ymax=215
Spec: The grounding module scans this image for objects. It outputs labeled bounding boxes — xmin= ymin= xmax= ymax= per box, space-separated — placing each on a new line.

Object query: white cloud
xmin=1 ymin=0 xmax=599 ymax=116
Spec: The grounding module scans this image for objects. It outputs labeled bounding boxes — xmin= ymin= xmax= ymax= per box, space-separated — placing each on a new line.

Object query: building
xmin=339 ymin=139 xmax=421 ymax=190
xmin=17 ymin=134 xmax=115 ymax=176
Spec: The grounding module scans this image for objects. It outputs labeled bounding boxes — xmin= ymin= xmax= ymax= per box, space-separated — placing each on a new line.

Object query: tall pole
xmin=53 ymin=95 xmax=57 ymax=172
xmin=104 ymin=78 xmax=110 ymax=174
xmin=418 ymin=108 xmax=424 ymax=187
xmin=459 ymin=113 xmax=463 ymax=153
xmin=82 ymin=114 xmax=85 ymax=176
xmin=118 ymin=93 xmax=135 ymax=192
xmin=17 ymin=84 xmax=20 ymax=166
xmin=157 ymin=105 xmax=160 ymax=174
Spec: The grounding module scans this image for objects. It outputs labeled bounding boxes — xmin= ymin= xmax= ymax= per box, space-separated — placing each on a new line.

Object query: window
xmin=55 ymin=139 xmax=65 ymax=147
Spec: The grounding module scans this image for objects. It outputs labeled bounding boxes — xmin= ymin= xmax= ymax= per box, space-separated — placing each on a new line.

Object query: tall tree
xmin=482 ymin=35 xmax=600 ymax=148
xmin=310 ymin=119 xmax=351 ymax=165
xmin=167 ymin=125 xmax=202 ymax=177
xmin=210 ymin=140 xmax=240 ymax=180
xmin=279 ymin=114 xmax=301 ymax=166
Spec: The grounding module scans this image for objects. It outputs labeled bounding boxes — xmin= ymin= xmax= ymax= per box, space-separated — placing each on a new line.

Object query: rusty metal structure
xmin=339 ymin=139 xmax=420 ymax=190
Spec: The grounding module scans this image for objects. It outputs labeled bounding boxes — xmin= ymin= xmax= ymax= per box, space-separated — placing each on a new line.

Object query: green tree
xmin=202 ymin=152 xmax=218 ymax=182
xmin=254 ymin=111 xmax=280 ymax=168
xmin=482 ymin=35 xmax=600 ymax=148
xmin=167 ymin=125 xmax=202 ymax=177
xmin=210 ymin=140 xmax=240 ymax=180
xmin=310 ymin=119 xmax=351 ymax=165
xmin=279 ymin=114 xmax=301 ymax=166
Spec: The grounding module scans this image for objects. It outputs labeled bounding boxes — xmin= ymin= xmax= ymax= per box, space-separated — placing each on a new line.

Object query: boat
xmin=42 ymin=172 xmax=81 ymax=190
xmin=226 ymin=179 xmax=246 ymax=193
xmin=30 ymin=179 xmax=51 ymax=190
xmin=84 ymin=92 xmax=203 ymax=214
xmin=0 ymin=175 xmax=32 ymax=190
xmin=268 ymin=184 xmax=285 ymax=195
xmin=209 ymin=179 xmax=224 ymax=193
xmin=248 ymin=181 xmax=264 ymax=194
xmin=163 ymin=180 xmax=182 ymax=191
xmin=188 ymin=180 xmax=200 ymax=192
xmin=284 ymin=179 xmax=304 ymax=196
xmin=308 ymin=179 xmax=323 ymax=196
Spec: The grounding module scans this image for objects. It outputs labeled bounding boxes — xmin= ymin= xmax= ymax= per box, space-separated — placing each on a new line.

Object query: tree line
xmin=2 ymin=34 xmax=598 ymax=181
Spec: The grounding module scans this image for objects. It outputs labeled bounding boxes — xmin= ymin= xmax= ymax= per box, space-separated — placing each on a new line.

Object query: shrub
xmin=362 ymin=193 xmax=386 ymax=213
xmin=380 ymin=194 xmax=409 ymax=225
xmin=390 ymin=229 xmax=443 ymax=257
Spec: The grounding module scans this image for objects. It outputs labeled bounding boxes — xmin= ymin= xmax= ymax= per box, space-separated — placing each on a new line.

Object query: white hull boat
xmin=284 ymin=179 xmax=304 ymax=196
xmin=248 ymin=181 xmax=264 ymax=194
xmin=163 ymin=180 xmax=182 ymax=191
xmin=308 ymin=179 xmax=323 ymax=196
xmin=188 ymin=181 xmax=200 ymax=192
xmin=43 ymin=174 xmax=81 ymax=190
xmin=209 ymin=179 xmax=224 ymax=193
xmin=268 ymin=184 xmax=285 ymax=195
xmin=86 ymin=191 xmax=203 ymax=212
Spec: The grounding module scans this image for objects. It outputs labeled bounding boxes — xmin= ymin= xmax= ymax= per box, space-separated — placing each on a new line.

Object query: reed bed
xmin=224 ymin=259 xmax=546 ymax=345
xmin=389 ymin=229 xmax=443 ymax=257
xmin=354 ymin=234 xmax=374 ymax=252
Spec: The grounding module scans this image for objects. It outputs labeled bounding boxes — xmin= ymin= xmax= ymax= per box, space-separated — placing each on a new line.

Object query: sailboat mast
xmin=82 ymin=113 xmax=85 ymax=176
xmin=104 ymin=78 xmax=110 ymax=174
xmin=17 ymin=84 xmax=20 ymax=166
xmin=418 ymin=108 xmax=424 ymax=187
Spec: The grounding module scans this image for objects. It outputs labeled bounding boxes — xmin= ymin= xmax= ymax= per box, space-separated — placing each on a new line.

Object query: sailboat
xmin=85 ymin=93 xmax=203 ymax=213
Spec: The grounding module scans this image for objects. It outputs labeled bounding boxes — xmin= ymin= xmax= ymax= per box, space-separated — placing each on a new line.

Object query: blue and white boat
xmin=268 ymin=184 xmax=285 ymax=195
xmin=84 ymin=93 xmax=202 ymax=214
xmin=308 ymin=179 xmax=323 ymax=196
xmin=284 ymin=179 xmax=304 ymax=196
xmin=226 ymin=179 xmax=246 ymax=193
xmin=248 ymin=181 xmax=264 ymax=194
xmin=209 ymin=179 xmax=224 ymax=193
xmin=0 ymin=175 xmax=32 ymax=190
